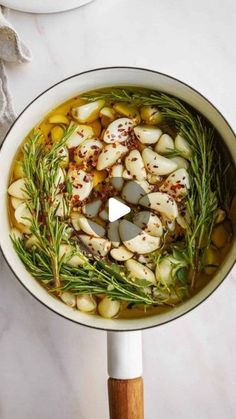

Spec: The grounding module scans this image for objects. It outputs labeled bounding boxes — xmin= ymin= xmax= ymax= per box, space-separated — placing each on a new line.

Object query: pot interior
xmin=0 ymin=67 xmax=235 ymax=331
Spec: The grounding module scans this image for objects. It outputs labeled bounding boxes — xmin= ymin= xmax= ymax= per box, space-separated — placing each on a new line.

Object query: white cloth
xmin=0 ymin=6 xmax=31 ymax=142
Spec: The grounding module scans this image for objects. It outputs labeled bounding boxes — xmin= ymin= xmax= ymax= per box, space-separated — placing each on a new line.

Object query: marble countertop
xmin=1 ymin=0 xmax=236 ymax=418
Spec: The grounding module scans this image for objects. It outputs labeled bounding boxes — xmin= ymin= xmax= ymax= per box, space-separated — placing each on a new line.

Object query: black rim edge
xmin=0 ymin=66 xmax=235 ymax=332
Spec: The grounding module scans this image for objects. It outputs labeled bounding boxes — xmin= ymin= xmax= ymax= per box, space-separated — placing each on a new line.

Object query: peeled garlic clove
xmin=107 ymin=220 xmax=120 ymax=248
xmin=125 ymin=150 xmax=146 ymax=180
xmin=160 ymin=168 xmax=190 ymax=201
xmin=122 ymin=169 xmax=133 ymax=180
xmin=122 ymin=180 xmax=152 ymax=205
xmin=71 ymin=213 xmax=105 ymax=237
xmin=113 ymin=103 xmax=140 ymax=124
xmin=67 ymin=124 xmax=94 ymax=148
xmin=74 ymin=139 xmax=103 ymax=164
xmin=13 ymin=160 xmax=25 ymax=179
xmin=133 ymin=211 xmax=163 ymax=237
xmin=11 ymin=196 xmax=24 ymax=210
xmin=59 ymin=244 xmax=84 ymax=267
xmin=100 ymin=106 xmax=116 ymax=120
xmin=51 ymin=126 xmax=64 ymax=142
xmin=72 ymin=100 xmax=105 ymax=123
xmin=147 ymin=173 xmax=162 ymax=185
xmin=169 ymin=156 xmax=189 ymax=170
xmin=140 ymin=105 xmax=162 ymax=125
xmin=111 ymin=164 xmax=124 ymax=190
xmin=119 ymin=220 xmax=161 ymax=254
xmin=215 ymin=208 xmax=226 ymax=224
xmin=68 ymin=168 xmax=93 ymax=201
xmin=125 ymin=259 xmax=155 ymax=284
xmin=8 ymin=178 xmax=29 ymax=200
xmin=79 ymin=235 xmax=111 ymax=256
xmin=136 ymin=254 xmax=155 ymax=270
xmin=15 ymin=202 xmax=32 ymax=227
xmin=176 ymin=215 xmax=188 ymax=229
xmin=142 ymin=148 xmax=177 ymax=175
xmin=82 ymin=199 xmax=102 ymax=218
xmin=155 ymin=257 xmax=174 ymax=285
xmin=98 ymin=296 xmax=120 ymax=318
xmin=103 ymin=117 xmax=134 ymax=144
xmin=134 ymin=125 xmax=162 ymax=144
xmin=211 ymin=224 xmax=229 ymax=248
xmin=52 ymin=193 xmax=67 ymax=217
xmin=139 ymin=192 xmax=178 ymax=220
xmin=25 ymin=234 xmax=40 ymax=249
xmin=96 ymin=143 xmax=128 ymax=170
xmin=175 ymin=134 xmax=192 ymax=159
xmin=77 ymin=294 xmax=97 ymax=312
xmin=54 ymin=168 xmax=65 ymax=189
xmin=49 ymin=114 xmax=69 ymax=124
xmin=155 ymin=134 xmax=174 ymax=154
xmin=110 ymin=245 xmax=133 ymax=261
xmin=11 ymin=227 xmax=23 ymax=240
xmin=58 ymin=146 xmax=69 ymax=168
xmin=60 ymin=291 xmax=76 ymax=307
xmin=99 ymin=208 xmax=109 ymax=221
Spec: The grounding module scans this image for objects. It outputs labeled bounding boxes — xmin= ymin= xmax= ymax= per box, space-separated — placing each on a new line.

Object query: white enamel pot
xmin=0 ymin=67 xmax=235 ymax=419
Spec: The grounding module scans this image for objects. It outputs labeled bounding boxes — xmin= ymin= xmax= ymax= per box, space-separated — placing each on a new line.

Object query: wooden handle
xmin=108 ymin=377 xmax=144 ymax=419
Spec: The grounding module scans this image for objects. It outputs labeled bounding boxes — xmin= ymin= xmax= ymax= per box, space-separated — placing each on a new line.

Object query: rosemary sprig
xmin=82 ymin=89 xmax=228 ymax=286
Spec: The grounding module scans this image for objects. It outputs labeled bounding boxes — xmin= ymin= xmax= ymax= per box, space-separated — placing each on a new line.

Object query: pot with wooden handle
xmin=0 ymin=67 xmax=235 ymax=419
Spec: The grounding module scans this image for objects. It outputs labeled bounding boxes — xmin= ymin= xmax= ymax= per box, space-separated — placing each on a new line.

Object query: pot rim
xmin=1 ymin=66 xmax=235 ymax=332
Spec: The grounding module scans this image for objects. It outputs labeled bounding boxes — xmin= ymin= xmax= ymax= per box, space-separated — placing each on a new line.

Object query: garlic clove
xmin=155 ymin=134 xmax=174 ymax=154
xmin=133 ymin=211 xmax=163 ymax=237
xmin=175 ymin=134 xmax=192 ymax=159
xmin=8 ymin=178 xmax=29 ymax=200
xmin=71 ymin=213 xmax=105 ymax=237
xmin=67 ymin=124 xmax=94 ymax=148
xmin=125 ymin=259 xmax=156 ymax=284
xmin=11 ymin=196 xmax=24 ymax=210
xmin=125 ymin=150 xmax=146 ymax=180
xmin=82 ymin=199 xmax=102 ymax=218
xmin=79 ymin=235 xmax=111 ymax=256
xmin=74 ymin=139 xmax=103 ymax=164
xmin=59 ymin=244 xmax=84 ymax=267
xmin=103 ymin=117 xmax=134 ymax=143
xmin=111 ymin=164 xmax=124 ymax=190
xmin=119 ymin=220 xmax=161 ymax=254
xmin=14 ymin=202 xmax=32 ymax=227
xmin=142 ymin=148 xmax=178 ymax=175
xmin=122 ymin=180 xmax=153 ymax=204
xmin=72 ymin=100 xmax=105 ymax=123
xmin=169 ymin=156 xmax=189 ymax=170
xmin=110 ymin=245 xmax=133 ymax=261
xmin=98 ymin=296 xmax=120 ymax=318
xmin=68 ymin=168 xmax=93 ymax=201
xmin=134 ymin=125 xmax=162 ymax=144
xmin=159 ymin=168 xmax=190 ymax=200
xmin=96 ymin=143 xmax=128 ymax=171
xmin=140 ymin=105 xmax=162 ymax=125
xmin=107 ymin=220 xmax=121 ymax=248
xmin=77 ymin=294 xmax=97 ymax=312
xmin=139 ymin=192 xmax=178 ymax=220
xmin=60 ymin=291 xmax=76 ymax=308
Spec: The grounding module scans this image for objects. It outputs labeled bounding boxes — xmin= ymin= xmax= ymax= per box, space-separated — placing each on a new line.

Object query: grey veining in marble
xmin=0 ymin=0 xmax=236 ymax=418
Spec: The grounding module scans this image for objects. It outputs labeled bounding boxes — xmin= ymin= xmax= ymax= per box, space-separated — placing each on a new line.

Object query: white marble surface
xmin=0 ymin=0 xmax=236 ymax=418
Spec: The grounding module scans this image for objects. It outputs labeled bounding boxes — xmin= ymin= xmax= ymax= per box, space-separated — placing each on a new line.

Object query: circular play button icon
xmin=79 ymin=176 xmax=151 ymax=240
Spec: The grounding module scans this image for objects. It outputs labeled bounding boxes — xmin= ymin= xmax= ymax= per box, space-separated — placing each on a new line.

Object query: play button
xmin=108 ymin=197 xmax=130 ymax=222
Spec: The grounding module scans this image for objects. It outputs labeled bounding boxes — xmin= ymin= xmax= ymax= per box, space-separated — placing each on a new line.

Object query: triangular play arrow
xmin=108 ymin=197 xmax=131 ymax=222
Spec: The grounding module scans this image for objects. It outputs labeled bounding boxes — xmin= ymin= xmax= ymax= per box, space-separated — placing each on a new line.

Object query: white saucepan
xmin=0 ymin=67 xmax=235 ymax=419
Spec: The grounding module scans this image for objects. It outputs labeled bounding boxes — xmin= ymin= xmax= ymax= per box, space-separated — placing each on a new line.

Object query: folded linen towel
xmin=0 ymin=6 xmax=31 ymax=143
